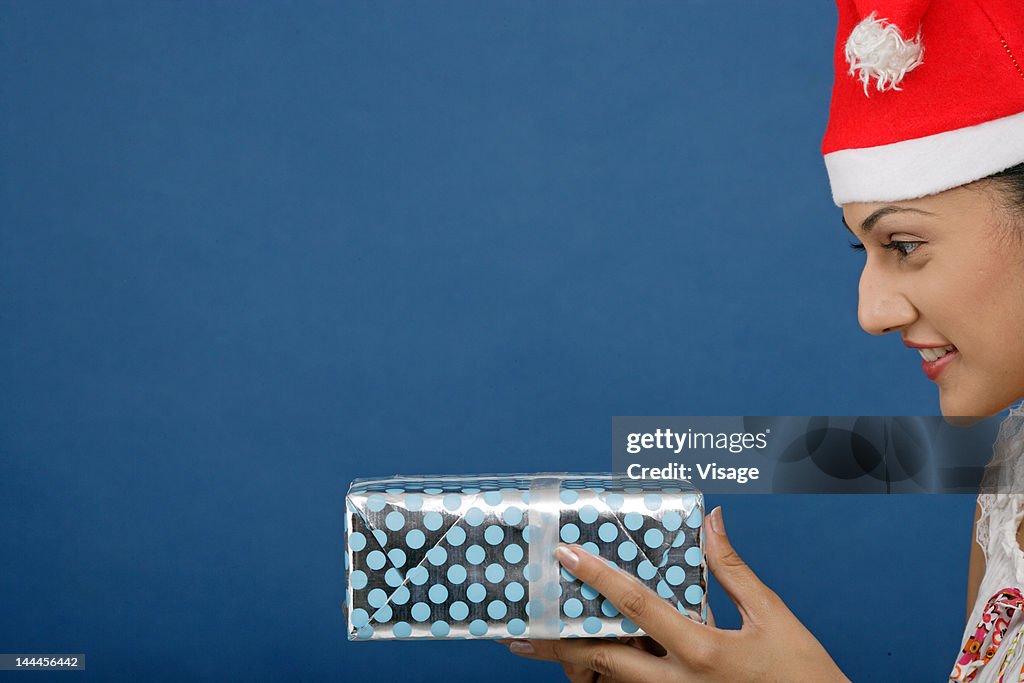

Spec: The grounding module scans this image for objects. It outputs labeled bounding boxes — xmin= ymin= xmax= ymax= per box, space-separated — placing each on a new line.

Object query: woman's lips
xmin=920 ymin=348 xmax=959 ymax=381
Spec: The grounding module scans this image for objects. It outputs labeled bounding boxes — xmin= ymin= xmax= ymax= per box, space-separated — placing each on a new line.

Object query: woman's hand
xmin=500 ymin=507 xmax=849 ymax=683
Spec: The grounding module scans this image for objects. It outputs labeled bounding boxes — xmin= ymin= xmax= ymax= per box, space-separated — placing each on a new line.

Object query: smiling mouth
xmin=915 ymin=345 xmax=959 ymax=381
xmin=917 ymin=344 xmax=956 ymax=362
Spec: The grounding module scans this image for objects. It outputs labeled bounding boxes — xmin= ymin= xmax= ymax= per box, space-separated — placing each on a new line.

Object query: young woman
xmin=502 ymin=0 xmax=1024 ymax=680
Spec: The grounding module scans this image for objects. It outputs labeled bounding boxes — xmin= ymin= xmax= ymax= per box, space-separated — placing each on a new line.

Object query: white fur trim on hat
xmin=823 ymin=109 xmax=1024 ymax=205
xmin=845 ymin=12 xmax=924 ymax=95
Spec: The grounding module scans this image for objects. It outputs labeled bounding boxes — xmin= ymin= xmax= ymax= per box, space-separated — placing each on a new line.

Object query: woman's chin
xmin=938 ymin=387 xmax=1016 ymax=419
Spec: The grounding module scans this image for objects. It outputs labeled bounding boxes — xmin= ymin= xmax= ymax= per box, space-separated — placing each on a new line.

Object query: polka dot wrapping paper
xmin=344 ymin=473 xmax=706 ymax=640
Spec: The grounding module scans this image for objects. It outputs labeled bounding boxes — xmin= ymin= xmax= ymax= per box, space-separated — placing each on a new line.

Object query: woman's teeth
xmin=918 ymin=345 xmax=956 ymax=362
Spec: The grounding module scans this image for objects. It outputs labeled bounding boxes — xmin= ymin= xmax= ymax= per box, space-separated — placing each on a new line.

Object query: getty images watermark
xmin=612 ymin=416 xmax=1016 ymax=494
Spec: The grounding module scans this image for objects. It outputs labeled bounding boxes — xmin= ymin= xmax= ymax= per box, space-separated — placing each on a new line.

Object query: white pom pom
xmin=845 ymin=12 xmax=924 ymax=95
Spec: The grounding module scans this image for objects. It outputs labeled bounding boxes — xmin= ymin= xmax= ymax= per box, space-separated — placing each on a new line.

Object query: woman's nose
xmin=857 ymin=263 xmax=917 ymax=335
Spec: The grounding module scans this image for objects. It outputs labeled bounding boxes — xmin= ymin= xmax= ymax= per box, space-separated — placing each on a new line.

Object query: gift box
xmin=344 ymin=473 xmax=706 ymax=640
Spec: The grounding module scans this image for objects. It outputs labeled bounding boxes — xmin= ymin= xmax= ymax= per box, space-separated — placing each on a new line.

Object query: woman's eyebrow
xmin=858 ymin=206 xmax=936 ymax=232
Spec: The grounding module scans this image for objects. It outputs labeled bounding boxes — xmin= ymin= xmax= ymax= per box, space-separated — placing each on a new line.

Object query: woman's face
xmin=843 ymin=182 xmax=1024 ymax=417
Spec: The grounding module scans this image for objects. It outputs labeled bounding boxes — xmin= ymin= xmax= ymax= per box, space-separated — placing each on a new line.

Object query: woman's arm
xmin=966 ymin=500 xmax=986 ymax=624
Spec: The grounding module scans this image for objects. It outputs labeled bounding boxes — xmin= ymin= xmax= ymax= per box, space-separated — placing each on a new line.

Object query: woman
xmin=501 ymin=0 xmax=1024 ymax=679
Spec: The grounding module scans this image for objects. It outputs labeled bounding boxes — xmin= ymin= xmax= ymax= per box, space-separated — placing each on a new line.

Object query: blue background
xmin=0 ymin=1 xmax=974 ymax=681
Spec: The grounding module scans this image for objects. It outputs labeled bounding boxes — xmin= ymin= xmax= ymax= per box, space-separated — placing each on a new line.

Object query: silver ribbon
xmin=526 ymin=474 xmax=563 ymax=639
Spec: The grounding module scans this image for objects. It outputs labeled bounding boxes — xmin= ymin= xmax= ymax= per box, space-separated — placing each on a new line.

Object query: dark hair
xmin=987 ymin=162 xmax=1024 ymax=214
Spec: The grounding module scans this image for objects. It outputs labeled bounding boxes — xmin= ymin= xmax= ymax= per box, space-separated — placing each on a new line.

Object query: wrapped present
xmin=344 ymin=473 xmax=706 ymax=640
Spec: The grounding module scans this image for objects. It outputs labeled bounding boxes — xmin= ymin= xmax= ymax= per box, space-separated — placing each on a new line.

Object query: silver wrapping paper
xmin=345 ymin=473 xmax=706 ymax=640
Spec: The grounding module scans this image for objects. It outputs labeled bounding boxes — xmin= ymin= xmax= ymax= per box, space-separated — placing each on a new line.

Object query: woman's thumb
xmin=705 ymin=506 xmax=781 ymax=625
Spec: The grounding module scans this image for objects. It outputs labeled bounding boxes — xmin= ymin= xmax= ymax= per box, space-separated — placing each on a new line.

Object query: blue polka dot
xmin=449 ymin=601 xmax=470 ymax=621
xmin=367 ymin=494 xmax=386 ymax=512
xmin=601 ymin=599 xmax=619 ymax=617
xmin=598 ymin=522 xmax=618 ymax=542
xmin=579 ymin=505 xmax=599 ymax=524
xmin=637 ymin=560 xmax=656 ymax=580
xmin=504 ymin=581 xmax=525 ymax=602
xmin=372 ymin=529 xmax=388 ymax=547
xmin=405 ymin=529 xmax=425 ymax=549
xmin=405 ymin=494 xmax=424 ymax=512
xmin=503 ymin=543 xmax=524 ymax=564
xmin=385 ymin=511 xmax=405 ymax=531
xmin=644 ymin=528 xmax=664 ymax=548
xmin=617 ymin=541 xmax=638 ymax=562
xmin=605 ymin=493 xmax=624 ymax=510
xmin=543 ymin=582 xmax=562 ymax=600
xmin=484 ymin=525 xmax=504 ymax=545
xmin=443 ymin=494 xmax=462 ymax=511
xmin=351 ymin=608 xmax=369 ymax=627
xmin=560 ymin=523 xmax=581 ymax=543
xmin=560 ymin=489 xmax=579 ymax=504
xmin=366 ymin=550 xmax=386 ymax=570
xmin=356 ymin=624 xmax=375 ymax=639
xmin=686 ymin=507 xmax=703 ymax=529
xmin=462 ymin=487 xmax=480 ymax=494
xmin=426 ymin=546 xmax=448 ymax=566
xmin=447 ymin=526 xmax=467 ymax=546
xmin=485 ymin=563 xmax=505 ymax=583
xmin=581 ymin=583 xmax=599 ymax=600
xmin=522 ymin=525 xmax=534 ymax=543
xmin=624 ymin=513 xmax=644 ymax=531
xmin=407 ymin=566 xmax=429 ymax=585
xmin=685 ymin=585 xmax=704 ymax=604
xmin=487 ymin=600 xmax=508 ymax=620
xmin=411 ymin=602 xmax=431 ymax=622
xmin=392 ymin=586 xmax=411 ymax=605
xmin=392 ymin=621 xmax=412 ymax=638
xmin=349 ymin=532 xmax=367 ymax=552
xmin=583 ymin=617 xmax=602 ymax=634
xmin=385 ymin=487 xmax=404 ymax=494
xmin=465 ymin=544 xmax=486 ymax=565
xmin=429 ymin=584 xmax=449 ymax=604
xmin=666 ymin=566 xmax=686 ymax=585
xmin=483 ymin=490 xmax=503 ymax=506
xmin=581 ymin=542 xmax=599 ymax=556
xmin=423 ymin=511 xmax=444 ymax=531
xmin=672 ymin=532 xmax=687 ymax=548
xmin=523 ymin=563 xmax=538 ymax=581
xmin=502 ymin=506 xmax=523 ymax=525
xmin=563 ymin=598 xmax=583 ymax=618
xmin=662 ymin=510 xmax=683 ymax=531
xmin=469 ymin=619 xmax=488 ymax=636
xmin=387 ymin=548 xmax=407 ymax=568
xmin=685 ymin=546 xmax=703 ymax=567
xmin=385 ymin=568 xmax=403 ymax=587
xmin=373 ymin=605 xmax=393 ymax=623
xmin=465 ymin=507 xmax=485 ymax=526
xmin=447 ymin=564 xmax=467 ymax=584
xmin=349 ymin=570 xmax=367 ymax=590
xmin=507 ymin=618 xmax=526 ymax=636
xmin=657 ymin=580 xmax=674 ymax=598
xmin=621 ymin=618 xmax=639 ymax=634
xmin=466 ymin=583 xmax=487 ymax=603
xmin=423 ymin=487 xmax=442 ymax=495
xmin=431 ymin=621 xmax=450 ymax=637
xmin=644 ymin=494 xmax=663 ymax=511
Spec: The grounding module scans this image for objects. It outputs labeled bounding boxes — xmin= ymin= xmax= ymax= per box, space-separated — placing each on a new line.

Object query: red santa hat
xmin=822 ymin=0 xmax=1024 ymax=205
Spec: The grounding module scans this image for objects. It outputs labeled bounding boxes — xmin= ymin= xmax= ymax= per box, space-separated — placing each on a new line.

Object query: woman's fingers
xmin=553 ymin=544 xmax=713 ymax=655
xmin=506 ymin=638 xmax=670 ymax=683
xmin=704 ymin=506 xmax=783 ymax=626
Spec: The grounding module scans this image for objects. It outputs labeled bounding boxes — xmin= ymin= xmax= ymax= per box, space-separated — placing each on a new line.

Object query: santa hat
xmin=822 ymin=0 xmax=1024 ymax=205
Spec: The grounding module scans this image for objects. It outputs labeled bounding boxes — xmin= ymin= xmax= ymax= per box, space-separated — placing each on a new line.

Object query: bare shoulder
xmin=966 ymin=499 xmax=986 ymax=624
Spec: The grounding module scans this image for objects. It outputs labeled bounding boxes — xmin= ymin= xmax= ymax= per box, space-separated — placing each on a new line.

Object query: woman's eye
xmin=882 ymin=240 xmax=923 ymax=258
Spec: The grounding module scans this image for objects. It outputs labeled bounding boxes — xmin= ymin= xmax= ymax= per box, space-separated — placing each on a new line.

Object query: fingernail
xmin=508 ymin=641 xmax=535 ymax=655
xmin=555 ymin=544 xmax=579 ymax=570
xmin=710 ymin=506 xmax=725 ymax=535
